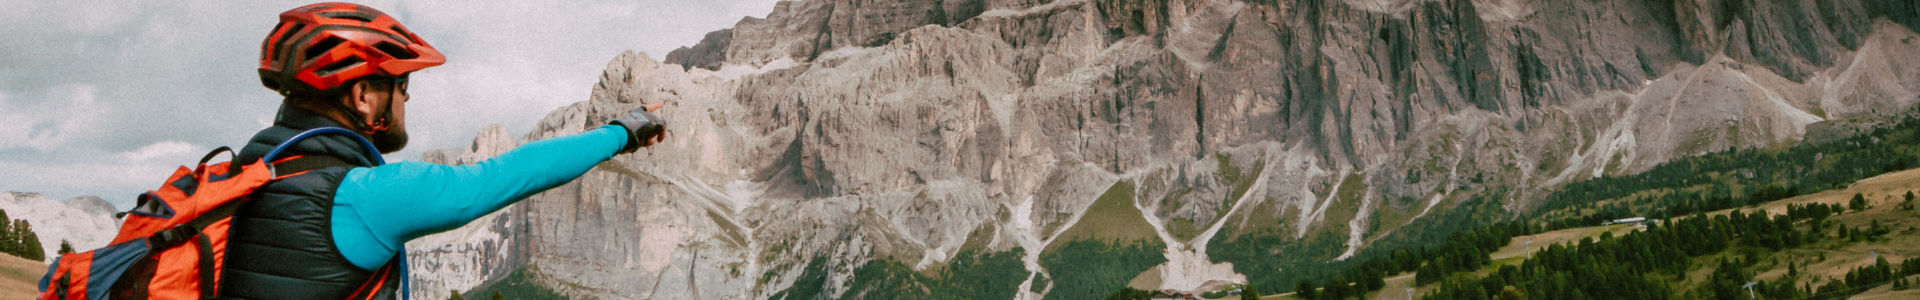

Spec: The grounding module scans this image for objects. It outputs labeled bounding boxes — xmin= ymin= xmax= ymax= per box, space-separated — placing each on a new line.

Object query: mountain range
xmin=0 ymin=192 xmax=119 ymax=264
xmin=383 ymin=0 xmax=1919 ymax=298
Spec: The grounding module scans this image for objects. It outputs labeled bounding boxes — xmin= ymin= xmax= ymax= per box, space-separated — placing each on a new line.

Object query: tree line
xmin=1422 ymin=201 xmax=1910 ymax=300
xmin=1286 ymin=221 xmax=1533 ymax=300
xmin=1041 ymin=239 xmax=1166 ymax=300
xmin=1207 ymin=186 xmax=1522 ymax=298
xmin=0 ymin=209 xmax=47 ymax=261
xmin=1119 ymin=111 xmax=1920 ymax=299
xmin=1537 ymin=113 xmax=1920 ymax=227
xmin=764 ymin=246 xmax=1034 ymax=300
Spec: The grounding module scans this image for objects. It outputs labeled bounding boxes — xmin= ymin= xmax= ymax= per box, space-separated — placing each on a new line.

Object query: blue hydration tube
xmin=261 ymin=127 xmax=386 ymax=176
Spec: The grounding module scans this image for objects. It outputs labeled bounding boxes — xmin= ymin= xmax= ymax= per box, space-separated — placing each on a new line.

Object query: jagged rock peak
xmin=413 ymin=0 xmax=1920 ymax=299
xmin=61 ymin=196 xmax=116 ymax=216
xmin=0 ymin=192 xmax=119 ymax=263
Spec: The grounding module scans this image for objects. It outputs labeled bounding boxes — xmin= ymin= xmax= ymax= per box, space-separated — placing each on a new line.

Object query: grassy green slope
xmin=460 ymin=265 xmax=573 ymax=300
xmin=1405 ymin=112 xmax=1920 ymax=300
xmin=1195 ymin=110 xmax=1920 ymax=300
xmin=1039 ymin=180 xmax=1168 ymax=300
xmin=1049 ymin=180 xmax=1160 ymax=249
xmin=0 ymin=254 xmax=45 ymax=300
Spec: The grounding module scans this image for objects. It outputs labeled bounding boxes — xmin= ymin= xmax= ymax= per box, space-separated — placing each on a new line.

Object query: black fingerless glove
xmin=608 ymin=109 xmax=666 ymax=154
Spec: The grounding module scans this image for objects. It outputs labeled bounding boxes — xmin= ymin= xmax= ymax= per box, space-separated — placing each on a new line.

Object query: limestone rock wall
xmin=420 ymin=0 xmax=1920 ymax=299
xmin=0 ymin=192 xmax=118 ymax=264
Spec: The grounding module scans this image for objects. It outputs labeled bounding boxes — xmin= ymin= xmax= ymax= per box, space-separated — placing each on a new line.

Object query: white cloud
xmin=121 ymin=140 xmax=196 ymax=162
xmin=0 ymin=139 xmax=204 ymax=209
xmin=0 ymin=84 xmax=111 ymax=152
xmin=63 ymin=0 xmax=143 ymax=35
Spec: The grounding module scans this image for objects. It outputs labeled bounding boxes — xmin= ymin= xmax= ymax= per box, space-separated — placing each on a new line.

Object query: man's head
xmin=258 ymin=2 xmax=442 ymax=153
xmin=285 ymin=75 xmax=411 ymax=153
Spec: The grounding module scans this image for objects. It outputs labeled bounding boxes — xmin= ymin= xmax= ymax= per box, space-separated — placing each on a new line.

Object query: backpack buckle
xmin=150 ymin=225 xmax=198 ymax=247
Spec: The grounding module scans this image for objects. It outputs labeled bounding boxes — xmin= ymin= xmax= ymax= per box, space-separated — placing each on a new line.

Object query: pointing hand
xmin=610 ymin=102 xmax=668 ymax=154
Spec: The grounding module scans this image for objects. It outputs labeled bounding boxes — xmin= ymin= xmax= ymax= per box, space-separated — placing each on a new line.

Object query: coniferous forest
xmin=1042 ymin=240 xmax=1168 ymax=300
xmin=760 ymin=248 xmax=1035 ymax=300
xmin=1422 ymin=205 xmax=1920 ymax=300
xmin=0 ymin=209 xmax=45 ymax=261
xmin=1189 ymin=112 xmax=1920 ymax=298
xmin=1535 ymin=113 xmax=1920 ymax=228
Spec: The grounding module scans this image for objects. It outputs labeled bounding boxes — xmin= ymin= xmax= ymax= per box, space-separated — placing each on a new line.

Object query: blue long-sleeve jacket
xmin=330 ymin=125 xmax=628 ymax=269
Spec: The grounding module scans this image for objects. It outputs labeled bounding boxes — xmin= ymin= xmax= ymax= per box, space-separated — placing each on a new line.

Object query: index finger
xmin=644 ymin=101 xmax=666 ymax=112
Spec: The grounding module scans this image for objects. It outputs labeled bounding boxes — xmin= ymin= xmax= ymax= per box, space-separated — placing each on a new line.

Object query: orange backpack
xmin=39 ymin=128 xmax=389 ymax=300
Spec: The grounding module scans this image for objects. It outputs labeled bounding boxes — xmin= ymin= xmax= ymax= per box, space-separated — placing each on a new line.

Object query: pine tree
xmin=1324 ymin=275 xmax=1349 ymax=300
xmin=1240 ymin=285 xmax=1261 ymax=300
xmin=1851 ymin=193 xmax=1869 ymax=211
xmin=57 ymin=240 xmax=73 ymax=255
xmin=1297 ymin=280 xmax=1318 ymax=300
xmin=490 ymin=290 xmax=503 ymax=300
xmin=448 ymin=290 xmax=467 ymax=300
xmin=0 ymin=209 xmax=12 ymax=255
xmin=1497 ymin=288 xmax=1526 ymax=300
xmin=16 ymin=220 xmax=43 ymax=261
xmin=1362 ymin=270 xmax=1385 ymax=291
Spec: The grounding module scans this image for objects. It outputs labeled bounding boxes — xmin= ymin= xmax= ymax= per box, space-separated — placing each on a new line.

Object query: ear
xmin=345 ymin=81 xmax=377 ymax=117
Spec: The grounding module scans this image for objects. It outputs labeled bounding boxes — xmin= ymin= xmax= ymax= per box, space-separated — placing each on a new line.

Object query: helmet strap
xmin=331 ymin=91 xmax=390 ymax=135
xmin=367 ymin=108 xmax=393 ymax=133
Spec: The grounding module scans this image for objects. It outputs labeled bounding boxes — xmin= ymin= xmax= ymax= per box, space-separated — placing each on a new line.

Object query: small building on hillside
xmin=1150 ymin=289 xmax=1201 ymax=300
xmin=1602 ymin=217 xmax=1648 ymax=226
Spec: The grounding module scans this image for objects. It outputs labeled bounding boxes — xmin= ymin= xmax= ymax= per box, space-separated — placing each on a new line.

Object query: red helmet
xmin=258 ymin=2 xmax=444 ymax=96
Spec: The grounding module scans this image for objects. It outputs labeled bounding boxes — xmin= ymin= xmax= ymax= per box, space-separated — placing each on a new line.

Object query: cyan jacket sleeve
xmin=331 ymin=125 xmax=629 ymax=270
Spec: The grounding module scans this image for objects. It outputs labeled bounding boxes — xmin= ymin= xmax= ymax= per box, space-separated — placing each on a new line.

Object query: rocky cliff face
xmin=412 ymin=0 xmax=1920 ymax=299
xmin=0 ymin=192 xmax=119 ymax=263
xmin=406 ymin=125 xmax=528 ymax=299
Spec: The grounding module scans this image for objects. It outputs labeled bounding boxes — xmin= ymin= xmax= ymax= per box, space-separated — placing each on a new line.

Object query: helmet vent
xmin=305 ymin=36 xmax=346 ymax=61
xmin=318 ymin=11 xmax=376 ymax=22
xmin=262 ymin=22 xmax=288 ymax=61
xmin=270 ymin=23 xmax=307 ymax=64
xmin=374 ymin=42 xmax=418 ymax=59
xmin=316 ymin=56 xmax=365 ymax=77
xmin=389 ymin=25 xmax=418 ymax=44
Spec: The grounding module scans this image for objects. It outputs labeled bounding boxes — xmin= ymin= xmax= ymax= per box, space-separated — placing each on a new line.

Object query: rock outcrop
xmin=61 ymin=196 xmax=116 ymax=217
xmin=0 ymin=192 xmax=119 ymax=263
xmin=412 ymin=0 xmax=1920 ymax=299
xmin=406 ymin=125 xmax=526 ymax=300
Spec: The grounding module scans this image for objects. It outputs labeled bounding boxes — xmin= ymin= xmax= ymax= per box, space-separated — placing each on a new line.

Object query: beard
xmin=373 ymin=127 xmax=408 ymax=154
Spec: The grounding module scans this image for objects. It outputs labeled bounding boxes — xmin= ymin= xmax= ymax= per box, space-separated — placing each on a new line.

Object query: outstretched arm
xmin=330 ymin=125 xmax=628 ymax=270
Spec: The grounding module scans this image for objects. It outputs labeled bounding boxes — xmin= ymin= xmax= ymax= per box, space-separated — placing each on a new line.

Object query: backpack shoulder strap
xmin=272 ymin=155 xmax=355 ymax=177
xmin=263 ymin=126 xmax=385 ymax=175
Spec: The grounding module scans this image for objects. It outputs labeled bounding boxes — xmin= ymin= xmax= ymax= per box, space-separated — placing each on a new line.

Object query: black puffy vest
xmin=219 ymin=106 xmax=403 ymax=300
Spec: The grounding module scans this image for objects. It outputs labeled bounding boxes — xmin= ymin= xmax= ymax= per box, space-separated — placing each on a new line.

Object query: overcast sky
xmin=0 ymin=0 xmax=782 ymax=209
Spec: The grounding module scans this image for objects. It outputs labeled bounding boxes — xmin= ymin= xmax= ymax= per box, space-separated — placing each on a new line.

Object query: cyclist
xmin=220 ymin=3 xmax=666 ymax=299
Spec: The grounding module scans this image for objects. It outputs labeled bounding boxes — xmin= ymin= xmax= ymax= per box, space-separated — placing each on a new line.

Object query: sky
xmin=0 ymin=0 xmax=784 ymax=209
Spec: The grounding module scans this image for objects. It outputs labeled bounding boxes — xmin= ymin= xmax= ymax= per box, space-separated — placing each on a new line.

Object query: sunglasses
xmin=367 ymin=75 xmax=410 ymax=98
